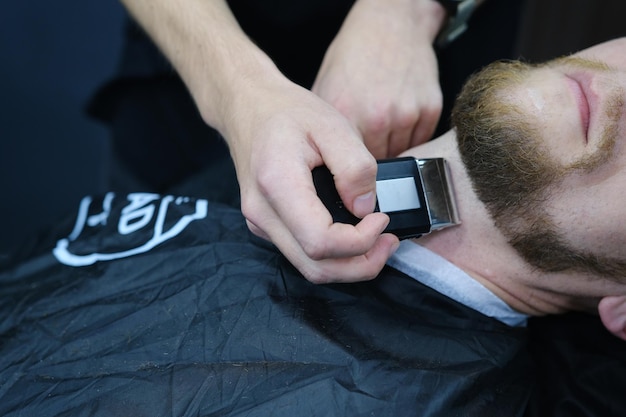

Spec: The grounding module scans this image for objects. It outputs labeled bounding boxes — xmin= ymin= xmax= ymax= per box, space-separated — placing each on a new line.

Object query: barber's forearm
xmin=353 ymin=0 xmax=447 ymax=42
xmin=119 ymin=0 xmax=281 ymax=133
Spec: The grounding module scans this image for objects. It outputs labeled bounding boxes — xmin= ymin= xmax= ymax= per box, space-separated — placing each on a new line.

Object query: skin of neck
xmin=399 ymin=130 xmax=600 ymax=316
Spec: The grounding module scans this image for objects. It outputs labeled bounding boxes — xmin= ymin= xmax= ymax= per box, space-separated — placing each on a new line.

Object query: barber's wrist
xmin=354 ymin=0 xmax=446 ymax=43
xmin=203 ymin=50 xmax=283 ymax=139
xmin=412 ymin=0 xmax=448 ymax=43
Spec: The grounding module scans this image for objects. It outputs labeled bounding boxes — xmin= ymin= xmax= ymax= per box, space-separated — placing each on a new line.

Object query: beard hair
xmin=452 ymin=60 xmax=561 ymax=240
xmin=452 ymin=58 xmax=626 ymax=280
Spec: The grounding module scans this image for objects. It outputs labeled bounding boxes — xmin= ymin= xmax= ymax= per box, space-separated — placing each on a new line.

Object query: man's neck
xmin=400 ymin=131 xmax=581 ymax=316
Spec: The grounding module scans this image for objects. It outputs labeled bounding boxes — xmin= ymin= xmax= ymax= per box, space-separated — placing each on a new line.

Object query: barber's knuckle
xmin=427 ymin=91 xmax=444 ymax=111
xmin=355 ymin=155 xmax=378 ymax=177
xmin=395 ymin=109 xmax=418 ymax=130
xmin=254 ymin=169 xmax=279 ymax=197
xmin=239 ymin=198 xmax=255 ymax=220
xmin=363 ymin=112 xmax=391 ymax=137
xmin=361 ymin=268 xmax=379 ymax=281
xmin=240 ymin=195 xmax=264 ymax=228
xmin=304 ymin=269 xmax=333 ymax=284
xmin=427 ymin=99 xmax=443 ymax=117
xmin=303 ymin=261 xmax=346 ymax=284
xmin=301 ymin=238 xmax=329 ymax=261
xmin=335 ymin=156 xmax=377 ymax=188
xmin=245 ymin=220 xmax=263 ymax=237
xmin=305 ymin=264 xmax=377 ymax=284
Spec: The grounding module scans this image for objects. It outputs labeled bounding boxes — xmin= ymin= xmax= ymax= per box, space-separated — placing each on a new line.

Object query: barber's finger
xmin=271 ymin=221 xmax=400 ymax=284
xmin=306 ymin=213 xmax=392 ymax=259
xmin=242 ymin=159 xmax=385 ymax=256
xmin=270 ymin=214 xmax=391 ymax=263
xmin=241 ymin=173 xmax=399 ymax=283
xmin=362 ymin=129 xmax=389 ymax=160
xmin=316 ymin=138 xmax=378 ymax=219
xmin=245 ymin=218 xmax=270 ymax=240
xmin=387 ymin=122 xmax=414 ymax=158
xmin=411 ymin=94 xmax=443 ymax=147
xmin=267 ymin=176 xmax=391 ymax=259
xmin=248 ymin=197 xmax=392 ymax=263
xmin=303 ymin=233 xmax=400 ymax=283
xmin=411 ymin=111 xmax=440 ymax=148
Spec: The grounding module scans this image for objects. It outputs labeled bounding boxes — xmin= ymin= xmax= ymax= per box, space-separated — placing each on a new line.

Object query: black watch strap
xmin=434 ymin=0 xmax=482 ymax=47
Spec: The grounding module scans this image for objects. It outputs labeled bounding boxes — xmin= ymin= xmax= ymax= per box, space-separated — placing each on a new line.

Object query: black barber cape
xmin=0 ymin=193 xmax=531 ymax=416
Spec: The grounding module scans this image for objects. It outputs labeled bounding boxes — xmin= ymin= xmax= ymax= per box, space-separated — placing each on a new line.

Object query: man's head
xmin=453 ymin=42 xmax=626 ymax=282
xmin=444 ymin=38 xmax=626 ymax=339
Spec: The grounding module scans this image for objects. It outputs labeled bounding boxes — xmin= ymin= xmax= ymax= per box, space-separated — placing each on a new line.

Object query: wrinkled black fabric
xmin=524 ymin=313 xmax=626 ymax=417
xmin=0 ymin=194 xmax=531 ymax=416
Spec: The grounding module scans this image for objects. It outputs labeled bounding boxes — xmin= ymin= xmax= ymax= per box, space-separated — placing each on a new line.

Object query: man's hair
xmin=452 ymin=58 xmax=626 ymax=280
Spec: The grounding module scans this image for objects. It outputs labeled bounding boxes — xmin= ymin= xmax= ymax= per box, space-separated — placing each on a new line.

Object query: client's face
xmin=453 ymin=40 xmax=626 ymax=281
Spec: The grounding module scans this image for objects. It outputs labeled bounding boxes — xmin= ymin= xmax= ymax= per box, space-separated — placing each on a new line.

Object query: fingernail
xmin=353 ymin=192 xmax=376 ymax=218
xmin=390 ymin=239 xmax=401 ymax=256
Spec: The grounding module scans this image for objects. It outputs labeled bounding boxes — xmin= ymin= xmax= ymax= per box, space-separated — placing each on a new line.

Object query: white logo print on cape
xmin=54 ymin=192 xmax=208 ymax=267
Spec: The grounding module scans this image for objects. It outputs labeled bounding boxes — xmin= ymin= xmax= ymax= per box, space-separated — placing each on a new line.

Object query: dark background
xmin=0 ymin=1 xmax=126 ymax=255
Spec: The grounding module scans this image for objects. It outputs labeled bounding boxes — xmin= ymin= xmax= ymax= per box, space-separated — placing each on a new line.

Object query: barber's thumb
xmin=352 ymin=191 xmax=377 ymax=218
xmin=598 ymin=295 xmax=626 ymax=341
xmin=339 ymin=171 xmax=377 ymax=219
xmin=330 ymin=151 xmax=378 ymax=218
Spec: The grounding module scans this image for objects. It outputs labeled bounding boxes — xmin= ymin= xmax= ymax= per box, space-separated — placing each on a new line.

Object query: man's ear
xmin=598 ymin=295 xmax=626 ymax=341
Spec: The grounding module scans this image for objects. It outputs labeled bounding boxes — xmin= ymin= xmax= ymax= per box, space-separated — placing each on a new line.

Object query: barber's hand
xmin=312 ymin=0 xmax=446 ymax=158
xmin=120 ymin=0 xmax=401 ymax=282
xmin=225 ymin=80 xmax=400 ymax=283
